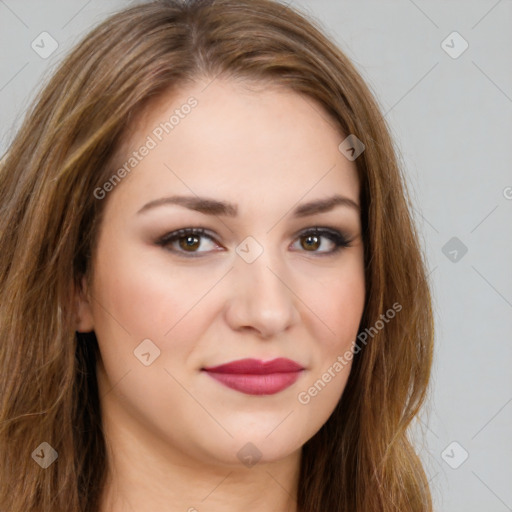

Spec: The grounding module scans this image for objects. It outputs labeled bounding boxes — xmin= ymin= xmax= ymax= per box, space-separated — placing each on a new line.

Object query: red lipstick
xmin=202 ymin=358 xmax=304 ymax=395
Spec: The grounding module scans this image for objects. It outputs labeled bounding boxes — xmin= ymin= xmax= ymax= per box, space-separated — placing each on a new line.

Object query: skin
xmin=75 ymin=77 xmax=366 ymax=512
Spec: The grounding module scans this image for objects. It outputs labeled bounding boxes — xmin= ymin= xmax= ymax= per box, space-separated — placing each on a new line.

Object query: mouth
xmin=201 ymin=358 xmax=305 ymax=396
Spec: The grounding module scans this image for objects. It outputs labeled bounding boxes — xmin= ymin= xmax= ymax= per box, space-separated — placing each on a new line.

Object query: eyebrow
xmin=136 ymin=194 xmax=360 ymax=217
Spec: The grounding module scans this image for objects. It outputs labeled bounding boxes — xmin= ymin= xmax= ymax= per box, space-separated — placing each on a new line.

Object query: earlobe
xmin=75 ymin=275 xmax=95 ymax=333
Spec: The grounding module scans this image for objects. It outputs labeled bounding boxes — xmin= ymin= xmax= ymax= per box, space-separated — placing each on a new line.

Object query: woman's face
xmin=76 ymin=77 xmax=365 ymax=467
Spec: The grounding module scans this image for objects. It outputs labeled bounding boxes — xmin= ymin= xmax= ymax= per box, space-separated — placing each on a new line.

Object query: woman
xmin=0 ymin=0 xmax=434 ymax=510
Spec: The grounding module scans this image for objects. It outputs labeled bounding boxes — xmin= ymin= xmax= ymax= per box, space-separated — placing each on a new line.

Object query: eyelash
xmin=156 ymin=226 xmax=352 ymax=258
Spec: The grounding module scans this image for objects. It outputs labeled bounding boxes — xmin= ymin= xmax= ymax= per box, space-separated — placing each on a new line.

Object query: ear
xmin=75 ymin=275 xmax=95 ymax=333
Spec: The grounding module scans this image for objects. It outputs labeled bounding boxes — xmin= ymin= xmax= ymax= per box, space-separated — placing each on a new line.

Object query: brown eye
xmin=157 ymin=226 xmax=351 ymax=258
xmin=300 ymin=233 xmax=321 ymax=251
xmin=157 ymin=227 xmax=221 ymax=257
xmin=292 ymin=228 xmax=351 ymax=255
xmin=179 ymin=234 xmax=201 ymax=252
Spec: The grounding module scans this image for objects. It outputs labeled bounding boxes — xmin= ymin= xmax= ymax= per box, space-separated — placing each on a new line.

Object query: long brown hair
xmin=0 ymin=1 xmax=434 ymax=510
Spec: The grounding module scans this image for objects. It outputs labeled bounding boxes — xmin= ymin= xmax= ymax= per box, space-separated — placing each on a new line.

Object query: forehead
xmin=104 ymin=77 xmax=360 ymax=215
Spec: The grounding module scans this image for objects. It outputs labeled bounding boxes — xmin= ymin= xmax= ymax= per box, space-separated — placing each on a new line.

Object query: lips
xmin=202 ymin=358 xmax=304 ymax=395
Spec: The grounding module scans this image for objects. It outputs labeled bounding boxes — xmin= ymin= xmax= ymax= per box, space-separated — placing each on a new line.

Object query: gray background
xmin=1 ymin=1 xmax=511 ymax=510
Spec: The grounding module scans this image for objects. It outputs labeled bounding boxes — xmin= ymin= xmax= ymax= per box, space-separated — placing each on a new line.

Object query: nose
xmin=223 ymin=247 xmax=300 ymax=339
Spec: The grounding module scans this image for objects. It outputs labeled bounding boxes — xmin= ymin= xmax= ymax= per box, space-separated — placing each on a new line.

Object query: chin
xmin=186 ymin=429 xmax=304 ymax=468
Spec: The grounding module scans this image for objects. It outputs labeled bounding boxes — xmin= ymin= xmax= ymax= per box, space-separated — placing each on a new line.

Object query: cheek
xmin=302 ymin=254 xmax=366 ymax=352
xmin=325 ymin=277 xmax=365 ymax=351
xmin=89 ymin=242 xmax=213 ymax=432
xmin=294 ymin=255 xmax=365 ymax=418
xmin=89 ymin=241 xmax=220 ymax=369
